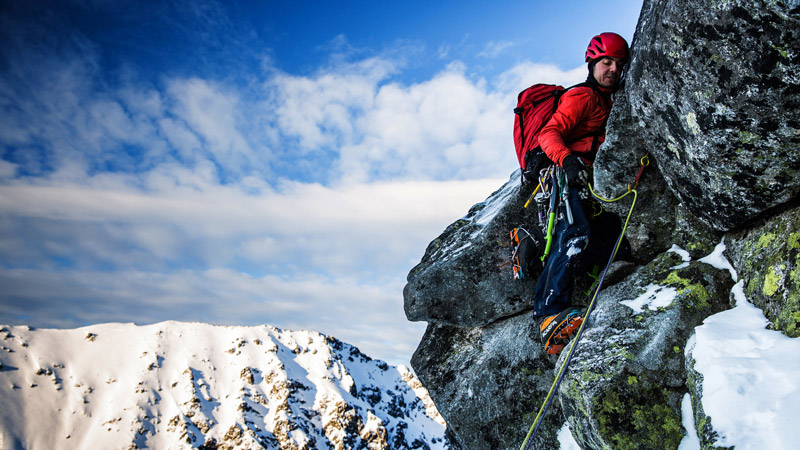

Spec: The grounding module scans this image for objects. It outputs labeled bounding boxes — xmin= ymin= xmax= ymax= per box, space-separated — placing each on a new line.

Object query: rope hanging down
xmin=518 ymin=154 xmax=648 ymax=450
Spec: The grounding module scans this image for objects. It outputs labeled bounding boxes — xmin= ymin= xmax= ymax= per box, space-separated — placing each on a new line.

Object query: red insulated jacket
xmin=539 ymin=85 xmax=614 ymax=166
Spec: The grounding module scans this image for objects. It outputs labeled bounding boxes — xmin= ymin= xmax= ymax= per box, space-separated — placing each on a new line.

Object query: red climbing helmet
xmin=585 ymin=32 xmax=630 ymax=62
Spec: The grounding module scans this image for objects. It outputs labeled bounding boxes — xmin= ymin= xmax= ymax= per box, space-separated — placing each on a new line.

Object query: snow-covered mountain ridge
xmin=0 ymin=321 xmax=456 ymax=450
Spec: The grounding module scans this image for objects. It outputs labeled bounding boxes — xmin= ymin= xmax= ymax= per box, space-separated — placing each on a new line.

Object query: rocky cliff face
xmin=404 ymin=0 xmax=800 ymax=449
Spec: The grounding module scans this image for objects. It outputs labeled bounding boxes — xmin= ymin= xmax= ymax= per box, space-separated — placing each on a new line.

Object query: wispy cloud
xmin=167 ymin=78 xmax=265 ymax=177
xmin=478 ymin=40 xmax=515 ymax=58
xmin=0 ymin=174 xmax=501 ymax=272
xmin=0 ymin=174 xmax=502 ymax=363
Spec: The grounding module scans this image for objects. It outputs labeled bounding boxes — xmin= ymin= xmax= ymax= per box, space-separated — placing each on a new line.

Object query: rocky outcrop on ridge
xmin=404 ymin=0 xmax=800 ymax=449
xmin=404 ymin=180 xmax=540 ymax=328
xmin=597 ymin=0 xmax=800 ymax=233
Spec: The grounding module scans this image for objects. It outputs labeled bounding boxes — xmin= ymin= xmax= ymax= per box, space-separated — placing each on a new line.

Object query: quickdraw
xmin=633 ymin=154 xmax=649 ymax=189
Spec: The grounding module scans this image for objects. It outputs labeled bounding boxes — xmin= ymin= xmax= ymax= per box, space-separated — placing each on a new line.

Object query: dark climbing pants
xmin=533 ymin=188 xmax=591 ymax=318
xmin=532 ymin=187 xmax=628 ymax=318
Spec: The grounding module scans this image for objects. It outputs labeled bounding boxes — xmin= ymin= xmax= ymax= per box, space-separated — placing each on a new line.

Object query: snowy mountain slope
xmin=0 ymin=322 xmax=456 ymax=450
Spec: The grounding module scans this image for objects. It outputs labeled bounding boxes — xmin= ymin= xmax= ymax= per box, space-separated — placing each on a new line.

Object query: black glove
xmin=523 ymin=148 xmax=554 ymax=182
xmin=562 ymin=154 xmax=590 ymax=187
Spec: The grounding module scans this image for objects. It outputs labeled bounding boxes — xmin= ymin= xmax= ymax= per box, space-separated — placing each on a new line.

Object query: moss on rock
xmin=662 ymin=271 xmax=712 ymax=310
xmin=727 ymin=206 xmax=800 ymax=337
xmin=595 ymin=386 xmax=683 ymax=450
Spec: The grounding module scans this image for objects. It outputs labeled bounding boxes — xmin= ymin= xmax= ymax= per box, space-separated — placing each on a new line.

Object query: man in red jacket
xmin=534 ymin=32 xmax=630 ymax=355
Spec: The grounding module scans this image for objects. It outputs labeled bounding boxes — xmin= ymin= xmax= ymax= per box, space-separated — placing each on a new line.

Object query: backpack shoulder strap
xmin=564 ymin=81 xmax=611 ymax=108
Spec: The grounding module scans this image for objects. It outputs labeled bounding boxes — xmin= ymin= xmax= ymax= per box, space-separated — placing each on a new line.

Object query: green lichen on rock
xmin=661 ymin=271 xmax=712 ymax=310
xmin=590 ymin=384 xmax=684 ymax=450
xmin=762 ymin=265 xmax=782 ymax=296
xmin=779 ymin=290 xmax=800 ymax=337
xmin=727 ymin=206 xmax=800 ymax=337
xmin=788 ymin=231 xmax=800 ymax=251
xmin=559 ymin=252 xmax=732 ymax=449
xmin=757 ymin=232 xmax=777 ymax=250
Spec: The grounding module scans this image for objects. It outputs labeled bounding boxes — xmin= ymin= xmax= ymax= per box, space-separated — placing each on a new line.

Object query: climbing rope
xmin=519 ymin=154 xmax=648 ymax=450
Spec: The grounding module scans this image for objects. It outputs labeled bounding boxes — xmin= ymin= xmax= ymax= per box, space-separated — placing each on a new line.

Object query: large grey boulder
xmin=404 ymin=175 xmax=540 ymax=327
xmin=593 ymin=91 xmax=680 ymax=263
xmin=411 ymin=312 xmax=563 ymax=450
xmin=597 ymin=0 xmax=800 ymax=232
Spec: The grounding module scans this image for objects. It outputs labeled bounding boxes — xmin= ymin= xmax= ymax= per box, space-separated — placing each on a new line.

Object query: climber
xmin=534 ymin=32 xmax=630 ymax=355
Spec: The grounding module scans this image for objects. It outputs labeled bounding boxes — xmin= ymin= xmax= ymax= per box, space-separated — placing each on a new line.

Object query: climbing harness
xmin=519 ymin=154 xmax=649 ymax=450
xmin=509 ymin=154 xmax=649 ymax=281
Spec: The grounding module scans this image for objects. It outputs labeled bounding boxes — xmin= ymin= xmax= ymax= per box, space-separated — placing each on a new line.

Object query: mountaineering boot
xmin=538 ymin=308 xmax=584 ymax=355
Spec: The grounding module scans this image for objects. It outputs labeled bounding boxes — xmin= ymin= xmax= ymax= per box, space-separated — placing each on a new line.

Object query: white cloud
xmin=167 ymin=77 xmax=264 ymax=176
xmin=2 ymin=35 xmax=585 ymax=185
xmin=267 ymin=60 xmax=514 ymax=183
xmin=494 ymin=62 xmax=587 ymax=94
xmin=264 ymin=57 xmax=589 ymax=184
xmin=351 ymin=66 xmax=511 ymax=181
xmin=0 ymin=173 xmax=503 ymax=273
xmin=265 ymin=57 xmax=395 ymax=153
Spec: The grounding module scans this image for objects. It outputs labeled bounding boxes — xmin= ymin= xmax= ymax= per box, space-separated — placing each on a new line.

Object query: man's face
xmin=592 ymin=57 xmax=625 ymax=88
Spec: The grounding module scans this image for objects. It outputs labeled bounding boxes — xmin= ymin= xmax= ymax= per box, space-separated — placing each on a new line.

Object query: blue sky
xmin=0 ymin=0 xmax=642 ymax=365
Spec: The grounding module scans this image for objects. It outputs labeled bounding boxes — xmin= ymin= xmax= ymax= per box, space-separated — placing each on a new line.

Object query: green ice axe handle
xmin=542 ymin=210 xmax=556 ymax=261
